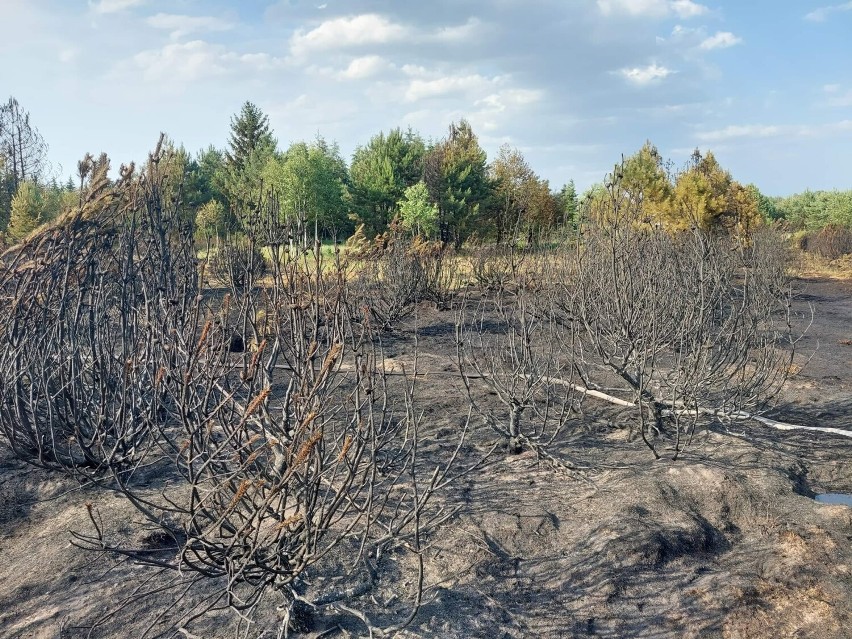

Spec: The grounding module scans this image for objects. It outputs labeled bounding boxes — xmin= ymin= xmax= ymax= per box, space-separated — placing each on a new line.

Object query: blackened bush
xmin=210 ymin=237 xmax=268 ymax=291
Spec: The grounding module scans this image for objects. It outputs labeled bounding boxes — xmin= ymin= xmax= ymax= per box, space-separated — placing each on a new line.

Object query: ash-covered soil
xmin=1 ymin=277 xmax=851 ymax=639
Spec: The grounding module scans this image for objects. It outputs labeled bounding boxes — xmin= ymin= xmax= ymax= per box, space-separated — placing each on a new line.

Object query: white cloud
xmin=130 ymin=40 xmax=282 ymax=84
xmin=598 ymin=0 xmax=668 ymax=17
xmin=146 ymin=13 xmax=233 ymax=40
xmin=290 ymin=14 xmax=409 ymax=56
xmin=825 ymin=88 xmax=852 ymax=108
xmin=696 ymin=124 xmax=783 ymax=142
xmin=400 ymin=64 xmax=430 ymax=78
xmin=476 ymin=88 xmax=544 ymax=113
xmin=289 ymin=13 xmax=488 ymax=58
xmin=405 ymin=73 xmax=505 ymax=102
xmin=88 ymin=0 xmax=145 ymax=14
xmin=619 ymin=63 xmax=673 ymax=85
xmin=433 ymin=17 xmax=484 ymax=42
xmin=699 ymin=31 xmax=742 ymax=50
xmin=696 ymin=121 xmax=852 ymax=142
xmin=670 ymin=0 xmax=709 ymax=18
xmin=336 ymin=55 xmax=391 ymax=80
xmin=597 ymin=0 xmax=707 ymax=19
xmin=805 ymin=1 xmax=852 ymax=21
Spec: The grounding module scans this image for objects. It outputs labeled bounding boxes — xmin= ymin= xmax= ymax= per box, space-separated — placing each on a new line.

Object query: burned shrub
xmin=347 ymin=227 xmax=427 ymax=329
xmin=0 ymin=141 xmax=197 ymax=476
xmin=209 ymin=236 xmax=268 ymax=292
xmin=4 ymin=184 xmax=468 ymax=636
xmin=554 ymin=170 xmax=804 ymax=459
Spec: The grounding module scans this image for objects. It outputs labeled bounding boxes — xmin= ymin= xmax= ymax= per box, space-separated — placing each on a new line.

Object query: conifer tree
xmin=350 ymin=128 xmax=425 ymax=236
xmin=432 ymin=120 xmax=491 ymax=247
xmin=558 ymin=179 xmax=579 ymax=228
xmin=6 ymin=180 xmax=43 ymax=243
xmin=222 ymin=102 xmax=276 ymax=222
xmin=0 ymin=97 xmax=49 ymax=230
xmin=225 ymin=102 xmax=275 ymax=171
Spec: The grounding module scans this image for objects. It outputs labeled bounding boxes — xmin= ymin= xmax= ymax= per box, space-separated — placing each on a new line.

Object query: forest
xmin=0 ymin=94 xmax=851 ymax=638
xmin=2 ymin=97 xmax=852 ymax=253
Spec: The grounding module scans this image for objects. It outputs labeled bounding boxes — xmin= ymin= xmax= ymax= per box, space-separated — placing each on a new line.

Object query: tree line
xmin=2 ymin=96 xmax=849 ymax=250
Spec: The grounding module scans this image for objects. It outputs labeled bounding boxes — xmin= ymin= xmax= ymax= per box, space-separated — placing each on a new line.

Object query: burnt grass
xmin=1 ymin=277 xmax=851 ymax=638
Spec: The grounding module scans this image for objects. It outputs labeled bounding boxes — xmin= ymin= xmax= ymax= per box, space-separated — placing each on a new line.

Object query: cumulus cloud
xmin=335 ymin=55 xmax=392 ymax=80
xmin=670 ymin=0 xmax=709 ymax=18
xmin=699 ymin=31 xmax=742 ymax=50
xmin=290 ymin=14 xmax=409 ymax=56
xmin=597 ymin=0 xmax=708 ymax=19
xmin=404 ymin=72 xmax=505 ymax=102
xmin=131 ymin=40 xmax=283 ymax=84
xmin=88 ymin=0 xmax=145 ymax=14
xmin=804 ymin=1 xmax=852 ymax=21
xmin=146 ymin=13 xmax=233 ymax=40
xmin=289 ymin=13 xmax=488 ymax=58
xmin=619 ymin=63 xmax=673 ymax=85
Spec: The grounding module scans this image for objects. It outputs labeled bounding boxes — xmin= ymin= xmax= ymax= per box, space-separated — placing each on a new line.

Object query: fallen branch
xmin=537 ymin=375 xmax=852 ymax=440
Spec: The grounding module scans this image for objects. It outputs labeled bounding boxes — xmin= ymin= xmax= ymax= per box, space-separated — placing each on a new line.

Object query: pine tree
xmin=7 ymin=180 xmax=43 ymax=243
xmin=225 ymin=102 xmax=275 ymax=171
xmin=434 ymin=120 xmax=491 ymax=247
xmin=558 ymin=180 xmax=579 ymax=228
xmin=0 ymin=97 xmax=49 ymax=230
xmin=350 ymin=128 xmax=425 ymax=237
xmin=222 ymin=102 xmax=276 ymax=223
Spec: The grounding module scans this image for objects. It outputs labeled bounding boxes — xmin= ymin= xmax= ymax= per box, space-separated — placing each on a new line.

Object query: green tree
xmin=7 ymin=180 xmax=43 ymax=242
xmin=488 ymin=145 xmax=556 ymax=244
xmin=223 ymin=102 xmax=276 ymax=221
xmin=265 ymin=138 xmax=349 ymax=245
xmin=489 ymin=145 xmax=534 ymax=244
xmin=225 ymin=102 xmax=275 ymax=171
xmin=185 ymin=145 xmax=226 ymax=209
xmin=40 ymin=178 xmax=72 ymax=222
xmin=667 ymin=150 xmax=760 ymax=233
xmin=557 ymin=179 xmax=579 ymax=228
xmin=350 ymin=128 xmax=425 ymax=236
xmin=431 ymin=120 xmax=492 ymax=247
xmin=621 ymin=141 xmax=672 ymax=224
xmin=0 ymin=97 xmax=49 ymax=230
xmin=746 ymin=184 xmax=780 ymax=222
xmin=195 ymin=199 xmax=230 ymax=239
xmin=398 ymin=181 xmax=438 ymax=238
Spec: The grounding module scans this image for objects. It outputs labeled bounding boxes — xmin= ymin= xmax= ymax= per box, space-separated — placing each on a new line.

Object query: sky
xmin=1 ymin=0 xmax=850 ymax=195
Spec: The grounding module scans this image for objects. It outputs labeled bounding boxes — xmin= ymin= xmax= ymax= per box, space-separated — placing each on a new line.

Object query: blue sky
xmin=1 ymin=0 xmax=850 ymax=195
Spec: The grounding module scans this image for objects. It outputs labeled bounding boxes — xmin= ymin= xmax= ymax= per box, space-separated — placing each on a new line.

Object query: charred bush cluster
xmin=0 ymin=140 xmax=463 ymax=637
xmin=0 ymin=148 xmax=806 ymax=636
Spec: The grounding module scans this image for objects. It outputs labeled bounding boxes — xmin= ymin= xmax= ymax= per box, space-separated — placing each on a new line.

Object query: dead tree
xmin=556 ymin=171 xmax=804 ymax=459
xmin=456 ymin=269 xmax=578 ymax=456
